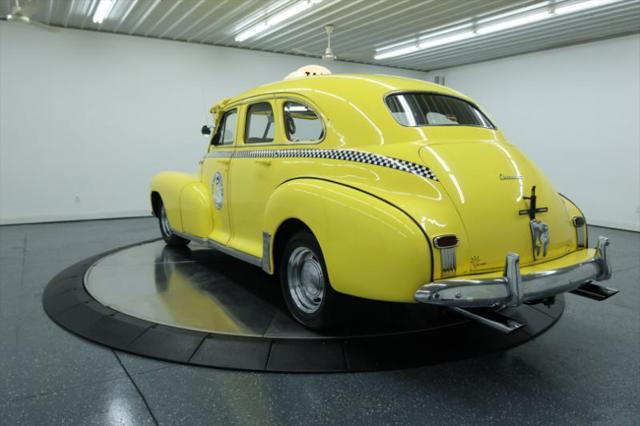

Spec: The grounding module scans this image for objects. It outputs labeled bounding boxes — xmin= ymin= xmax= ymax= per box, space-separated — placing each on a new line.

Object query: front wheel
xmin=279 ymin=231 xmax=344 ymax=329
xmin=158 ymin=202 xmax=189 ymax=247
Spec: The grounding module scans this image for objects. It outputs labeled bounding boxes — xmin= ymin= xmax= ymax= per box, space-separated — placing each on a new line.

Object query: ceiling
xmin=1 ymin=0 xmax=639 ymax=71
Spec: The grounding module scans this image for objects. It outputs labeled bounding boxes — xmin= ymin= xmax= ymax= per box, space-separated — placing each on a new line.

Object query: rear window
xmin=385 ymin=93 xmax=495 ymax=129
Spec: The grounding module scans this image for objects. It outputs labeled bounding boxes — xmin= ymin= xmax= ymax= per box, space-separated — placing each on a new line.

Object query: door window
xmin=245 ymin=102 xmax=275 ymax=144
xmin=212 ymin=109 xmax=238 ymax=146
xmin=283 ymin=101 xmax=324 ymax=142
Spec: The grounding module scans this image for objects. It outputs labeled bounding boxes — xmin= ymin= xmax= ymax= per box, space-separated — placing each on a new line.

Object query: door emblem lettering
xmin=213 ymin=172 xmax=224 ymax=210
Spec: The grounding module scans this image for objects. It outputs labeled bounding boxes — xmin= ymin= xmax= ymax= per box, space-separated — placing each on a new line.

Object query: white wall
xmin=425 ymin=35 xmax=640 ymax=231
xmin=0 ymin=24 xmax=428 ymax=225
xmin=2 ymin=25 xmax=638 ymax=231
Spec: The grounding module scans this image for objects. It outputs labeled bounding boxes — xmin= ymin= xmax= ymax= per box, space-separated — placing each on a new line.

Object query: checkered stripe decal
xmin=219 ymin=149 xmax=438 ymax=181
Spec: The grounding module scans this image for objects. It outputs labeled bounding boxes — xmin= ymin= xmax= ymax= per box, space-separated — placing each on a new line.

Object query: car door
xmin=227 ymin=99 xmax=281 ymax=258
xmin=227 ymin=97 xmax=325 ymax=259
xmin=201 ymin=108 xmax=237 ymax=245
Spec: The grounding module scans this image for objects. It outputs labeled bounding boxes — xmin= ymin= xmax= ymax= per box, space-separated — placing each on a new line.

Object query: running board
xmin=451 ymin=307 xmax=525 ymax=334
xmin=570 ymin=281 xmax=619 ymax=301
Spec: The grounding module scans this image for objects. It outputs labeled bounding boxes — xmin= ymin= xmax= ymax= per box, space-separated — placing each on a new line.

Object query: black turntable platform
xmin=43 ymin=240 xmax=564 ymax=372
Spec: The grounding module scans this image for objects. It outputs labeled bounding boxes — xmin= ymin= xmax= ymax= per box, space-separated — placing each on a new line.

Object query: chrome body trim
xmin=439 ymin=246 xmax=457 ymax=278
xmin=171 ymin=230 xmax=262 ymax=268
xmin=415 ymin=236 xmax=613 ymax=308
xmin=572 ymin=216 xmax=586 ymax=248
xmin=261 ymin=232 xmax=272 ymax=273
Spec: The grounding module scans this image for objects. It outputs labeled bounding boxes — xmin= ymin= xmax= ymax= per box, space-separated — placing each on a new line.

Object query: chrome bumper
xmin=415 ymin=236 xmax=612 ymax=308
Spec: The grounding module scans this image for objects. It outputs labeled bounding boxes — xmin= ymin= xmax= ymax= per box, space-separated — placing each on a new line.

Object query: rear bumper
xmin=415 ymin=236 xmax=612 ymax=308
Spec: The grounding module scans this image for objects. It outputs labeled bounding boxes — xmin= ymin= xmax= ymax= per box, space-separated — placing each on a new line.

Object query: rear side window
xmin=245 ymin=102 xmax=275 ymax=144
xmin=283 ymin=102 xmax=324 ymax=142
xmin=211 ymin=109 xmax=237 ymax=146
xmin=386 ymin=93 xmax=495 ymax=129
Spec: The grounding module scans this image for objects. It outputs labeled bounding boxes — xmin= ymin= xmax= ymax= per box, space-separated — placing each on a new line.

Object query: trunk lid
xmin=420 ymin=140 xmax=574 ymax=272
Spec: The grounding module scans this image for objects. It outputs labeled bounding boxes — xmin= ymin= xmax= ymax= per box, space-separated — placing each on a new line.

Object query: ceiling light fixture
xmin=476 ymin=10 xmax=551 ymax=35
xmin=93 ymin=0 xmax=115 ymax=24
xmin=235 ymin=0 xmax=324 ymax=42
xmin=374 ymin=0 xmax=625 ymax=60
xmin=554 ymin=0 xmax=624 ymax=15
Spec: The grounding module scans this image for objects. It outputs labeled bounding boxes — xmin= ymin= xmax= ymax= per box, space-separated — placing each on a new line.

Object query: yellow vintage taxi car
xmin=150 ymin=67 xmax=616 ymax=331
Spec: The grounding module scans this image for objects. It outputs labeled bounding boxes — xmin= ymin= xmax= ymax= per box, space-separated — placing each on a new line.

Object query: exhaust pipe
xmin=570 ymin=281 xmax=619 ymax=301
xmin=451 ymin=307 xmax=524 ymax=334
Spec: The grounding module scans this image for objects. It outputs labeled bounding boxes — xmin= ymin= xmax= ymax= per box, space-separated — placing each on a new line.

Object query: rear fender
xmin=264 ymin=179 xmax=431 ymax=302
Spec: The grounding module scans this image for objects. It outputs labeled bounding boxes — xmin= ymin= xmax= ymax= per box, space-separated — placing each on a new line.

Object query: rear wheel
xmin=279 ymin=230 xmax=344 ymax=329
xmin=158 ymin=202 xmax=189 ymax=247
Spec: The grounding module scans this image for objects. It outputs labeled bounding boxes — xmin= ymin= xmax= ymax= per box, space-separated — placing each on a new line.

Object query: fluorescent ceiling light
xmin=420 ymin=31 xmax=475 ymax=48
xmin=554 ymin=0 xmax=624 ymax=15
xmin=476 ymin=10 xmax=551 ymax=35
xmin=235 ymin=0 xmax=323 ymax=42
xmin=375 ymin=45 xmax=420 ymax=60
xmin=374 ymin=0 xmax=626 ymax=60
xmin=478 ymin=1 xmax=550 ymax=24
xmin=93 ymin=0 xmax=115 ymax=24
xmin=374 ymin=30 xmax=475 ymax=60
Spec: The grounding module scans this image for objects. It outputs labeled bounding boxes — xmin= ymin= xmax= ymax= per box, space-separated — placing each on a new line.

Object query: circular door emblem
xmin=213 ymin=172 xmax=224 ymax=210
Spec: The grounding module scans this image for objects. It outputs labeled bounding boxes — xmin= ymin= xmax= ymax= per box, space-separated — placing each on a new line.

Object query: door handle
xmin=255 ymin=159 xmax=272 ymax=166
xmin=216 ymin=158 xmax=231 ymax=165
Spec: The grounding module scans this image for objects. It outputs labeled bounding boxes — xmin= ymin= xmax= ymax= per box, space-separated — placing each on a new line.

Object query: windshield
xmin=386 ymin=92 xmax=495 ymax=129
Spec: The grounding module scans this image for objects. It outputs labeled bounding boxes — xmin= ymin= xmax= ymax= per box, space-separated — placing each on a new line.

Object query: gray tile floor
xmin=1 ymin=218 xmax=638 ymax=425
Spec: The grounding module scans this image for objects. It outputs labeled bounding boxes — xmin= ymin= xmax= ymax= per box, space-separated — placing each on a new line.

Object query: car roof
xmin=214 ymin=73 xmax=473 ymax=111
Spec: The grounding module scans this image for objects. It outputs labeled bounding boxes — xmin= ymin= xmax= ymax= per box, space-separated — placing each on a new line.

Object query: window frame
xmin=282 ymin=100 xmax=326 ymax=144
xmin=211 ymin=108 xmax=238 ymax=147
xmin=244 ymin=101 xmax=277 ymax=145
xmin=383 ymin=91 xmax=496 ymax=130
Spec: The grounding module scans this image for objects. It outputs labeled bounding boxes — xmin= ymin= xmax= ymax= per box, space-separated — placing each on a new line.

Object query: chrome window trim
xmin=244 ymin=101 xmax=276 ymax=145
xmin=383 ymin=90 xmax=497 ymax=130
xmin=281 ymin=99 xmax=327 ymax=144
xmin=211 ymin=108 xmax=238 ymax=147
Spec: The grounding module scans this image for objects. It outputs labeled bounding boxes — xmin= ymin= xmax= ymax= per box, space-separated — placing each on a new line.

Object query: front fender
xmin=151 ymin=172 xmax=200 ymax=233
xmin=264 ymin=179 xmax=431 ymax=302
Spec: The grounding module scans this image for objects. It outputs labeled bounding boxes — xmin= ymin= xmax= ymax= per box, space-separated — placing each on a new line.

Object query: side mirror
xmin=201 ymin=125 xmax=212 ymax=135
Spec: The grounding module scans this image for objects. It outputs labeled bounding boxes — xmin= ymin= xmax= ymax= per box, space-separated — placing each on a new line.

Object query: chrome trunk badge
xmin=520 ymin=186 xmax=550 ymax=259
xmin=530 ymin=219 xmax=550 ymax=258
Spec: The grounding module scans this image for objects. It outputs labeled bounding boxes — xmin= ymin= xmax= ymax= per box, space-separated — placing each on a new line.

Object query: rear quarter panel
xmin=264 ymin=179 xmax=431 ymax=302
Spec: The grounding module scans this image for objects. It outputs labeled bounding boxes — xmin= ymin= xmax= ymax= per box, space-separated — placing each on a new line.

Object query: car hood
xmin=418 ymin=140 xmax=575 ymax=272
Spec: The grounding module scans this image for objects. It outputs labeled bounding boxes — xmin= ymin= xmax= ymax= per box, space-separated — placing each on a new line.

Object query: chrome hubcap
xmin=287 ymin=247 xmax=325 ymax=314
xmin=160 ymin=206 xmax=172 ymax=237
